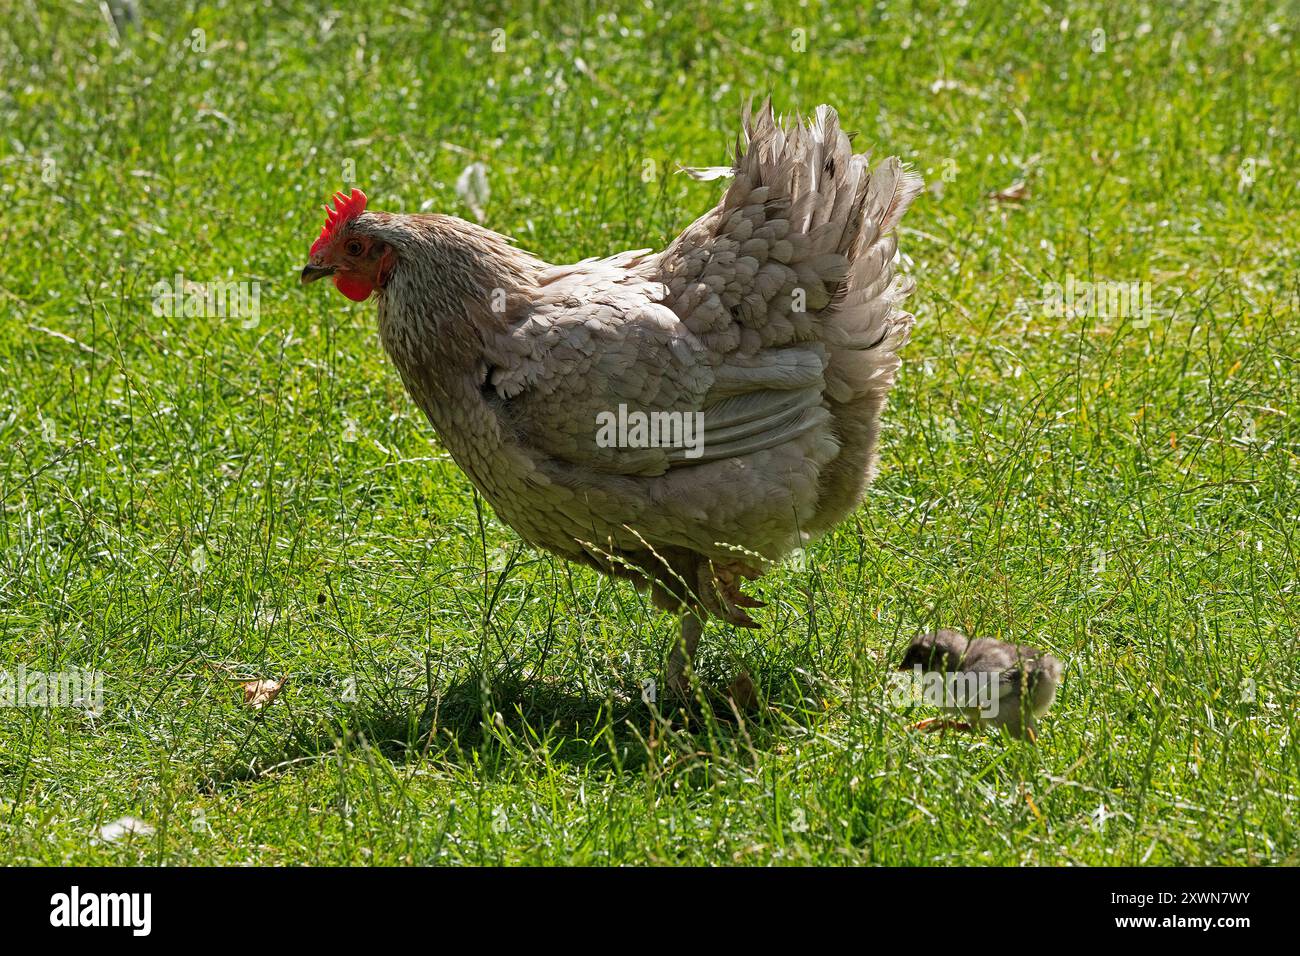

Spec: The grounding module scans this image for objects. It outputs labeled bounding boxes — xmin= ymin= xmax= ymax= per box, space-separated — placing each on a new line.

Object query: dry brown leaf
xmin=989 ymin=181 xmax=1030 ymax=204
xmin=242 ymin=677 xmax=287 ymax=710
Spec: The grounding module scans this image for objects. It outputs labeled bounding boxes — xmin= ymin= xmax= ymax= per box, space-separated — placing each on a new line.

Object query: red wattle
xmin=333 ymin=273 xmax=374 ymax=302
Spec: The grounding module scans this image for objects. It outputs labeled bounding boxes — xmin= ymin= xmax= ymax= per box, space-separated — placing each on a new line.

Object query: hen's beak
xmin=300 ymin=263 xmax=335 ymax=285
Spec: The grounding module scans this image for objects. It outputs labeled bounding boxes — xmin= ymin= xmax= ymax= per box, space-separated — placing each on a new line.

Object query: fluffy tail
xmin=773 ymin=103 xmax=923 ymax=532
xmin=655 ymin=100 xmax=923 ymax=534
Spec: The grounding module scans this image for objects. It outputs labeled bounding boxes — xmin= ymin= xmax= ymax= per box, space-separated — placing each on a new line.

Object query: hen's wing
xmin=486 ymin=251 xmax=830 ymax=474
xmin=483 ymin=254 xmax=711 ymax=475
xmin=484 ymin=102 xmax=921 ymax=489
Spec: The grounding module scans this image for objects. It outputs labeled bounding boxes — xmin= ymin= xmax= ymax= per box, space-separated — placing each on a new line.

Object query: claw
xmin=700 ymin=561 xmax=764 ymax=627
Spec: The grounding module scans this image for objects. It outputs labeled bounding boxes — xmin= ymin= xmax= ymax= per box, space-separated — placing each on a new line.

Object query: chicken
xmin=897 ymin=630 xmax=1064 ymax=739
xmin=300 ymin=101 xmax=923 ymax=697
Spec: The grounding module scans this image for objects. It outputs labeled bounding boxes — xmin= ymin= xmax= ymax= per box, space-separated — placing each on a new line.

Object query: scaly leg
xmin=667 ymin=611 xmax=703 ymax=700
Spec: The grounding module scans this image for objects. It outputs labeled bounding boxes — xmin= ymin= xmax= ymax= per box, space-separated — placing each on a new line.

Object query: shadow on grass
xmin=200 ymin=661 xmax=829 ymax=792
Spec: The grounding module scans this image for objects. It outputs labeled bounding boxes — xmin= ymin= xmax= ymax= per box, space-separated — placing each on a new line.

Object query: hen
xmin=301 ymin=101 xmax=923 ymax=697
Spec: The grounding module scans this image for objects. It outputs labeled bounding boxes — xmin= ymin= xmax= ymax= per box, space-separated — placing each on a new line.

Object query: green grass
xmin=1 ymin=0 xmax=1297 ymax=865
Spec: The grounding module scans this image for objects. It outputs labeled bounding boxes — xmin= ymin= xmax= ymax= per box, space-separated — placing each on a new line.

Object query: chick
xmin=897 ymin=629 xmax=1063 ymax=740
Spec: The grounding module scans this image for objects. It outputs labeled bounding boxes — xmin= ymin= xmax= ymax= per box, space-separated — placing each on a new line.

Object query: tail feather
xmin=652 ymin=100 xmax=922 ymax=532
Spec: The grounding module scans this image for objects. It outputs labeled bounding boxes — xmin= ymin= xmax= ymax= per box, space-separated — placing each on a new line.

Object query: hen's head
xmin=299 ymin=188 xmax=396 ymax=301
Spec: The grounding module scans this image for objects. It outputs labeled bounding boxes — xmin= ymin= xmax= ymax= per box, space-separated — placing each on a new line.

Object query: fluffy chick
xmin=897 ymin=629 xmax=1063 ymax=740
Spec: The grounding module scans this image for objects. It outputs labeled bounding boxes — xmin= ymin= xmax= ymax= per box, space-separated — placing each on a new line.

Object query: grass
xmin=0 ymin=0 xmax=1296 ymax=865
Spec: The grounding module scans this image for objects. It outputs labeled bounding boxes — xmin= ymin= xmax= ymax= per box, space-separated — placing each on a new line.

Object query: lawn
xmin=0 ymin=0 xmax=1296 ymax=865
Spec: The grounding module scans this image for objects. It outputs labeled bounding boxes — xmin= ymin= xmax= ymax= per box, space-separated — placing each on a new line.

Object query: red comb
xmin=310 ymin=187 xmax=367 ymax=256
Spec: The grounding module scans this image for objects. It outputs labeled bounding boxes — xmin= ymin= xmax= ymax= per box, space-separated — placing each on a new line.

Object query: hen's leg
xmin=667 ymin=611 xmax=703 ymax=700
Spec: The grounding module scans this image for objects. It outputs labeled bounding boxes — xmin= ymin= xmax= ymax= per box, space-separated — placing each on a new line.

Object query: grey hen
xmin=301 ymin=100 xmax=923 ymax=697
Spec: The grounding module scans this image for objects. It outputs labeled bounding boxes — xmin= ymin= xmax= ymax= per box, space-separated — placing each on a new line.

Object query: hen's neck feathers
xmin=370 ymin=213 xmax=541 ymax=382
xmin=361 ymin=214 xmax=542 ymax=463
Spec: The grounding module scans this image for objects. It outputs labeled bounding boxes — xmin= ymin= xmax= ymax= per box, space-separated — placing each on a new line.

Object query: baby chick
xmin=897 ymin=629 xmax=1063 ymax=740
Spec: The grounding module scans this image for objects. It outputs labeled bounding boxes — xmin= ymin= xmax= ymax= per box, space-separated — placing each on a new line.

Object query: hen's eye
xmin=345 ymin=240 xmax=364 ymax=256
